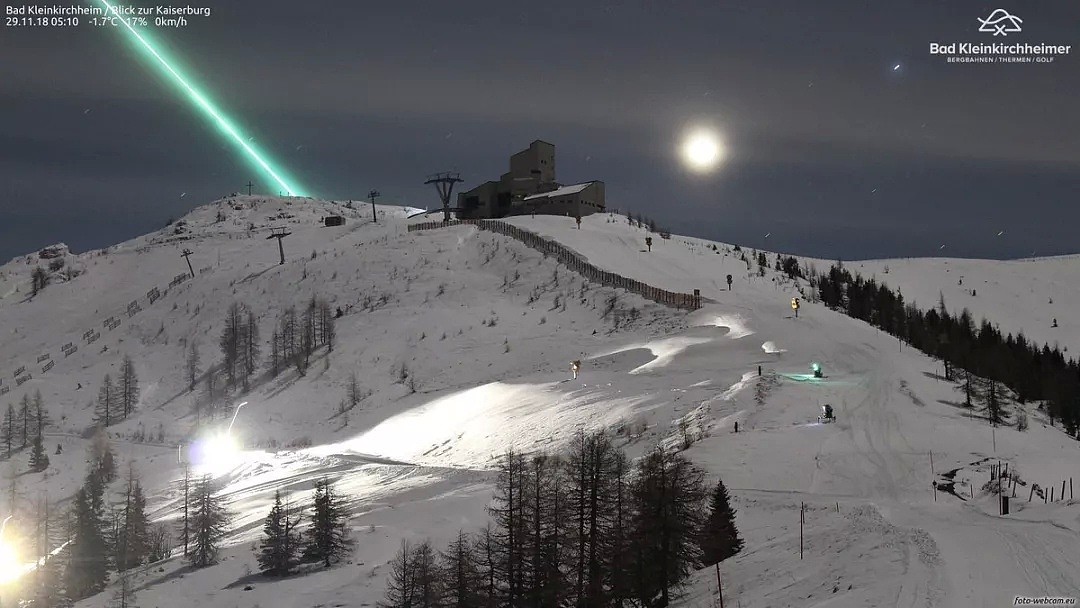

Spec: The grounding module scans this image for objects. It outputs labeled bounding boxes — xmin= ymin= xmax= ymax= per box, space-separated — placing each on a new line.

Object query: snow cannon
xmin=819 ymin=404 xmax=835 ymax=423
xmin=811 ymin=362 xmax=823 ymax=378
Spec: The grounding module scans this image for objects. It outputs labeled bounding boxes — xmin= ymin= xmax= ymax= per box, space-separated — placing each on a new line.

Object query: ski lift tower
xmin=266 ymin=227 xmax=291 ymax=265
xmin=425 ymin=172 xmax=464 ymax=223
xmin=180 ymin=248 xmax=195 ymax=278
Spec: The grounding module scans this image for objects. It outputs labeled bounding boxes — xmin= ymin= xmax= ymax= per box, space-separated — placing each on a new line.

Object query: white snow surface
xmin=0 ymin=199 xmax=1075 ymax=607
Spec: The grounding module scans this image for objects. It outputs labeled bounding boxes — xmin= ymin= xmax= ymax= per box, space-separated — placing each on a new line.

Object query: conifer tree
xmin=220 ymin=302 xmax=245 ymax=387
xmin=96 ymin=374 xmax=116 ymax=427
xmin=202 ymin=365 xmax=220 ymax=419
xmin=699 ymin=477 xmax=743 ymax=565
xmin=258 ymin=489 xmax=303 ymax=576
xmin=347 ymin=374 xmax=362 ymax=409
xmin=33 ymin=389 xmax=52 ymax=436
xmin=628 ymin=447 xmax=708 ymax=606
xmin=474 ymin=524 xmax=499 ymax=605
xmin=982 ymin=377 xmax=1006 ymax=425
xmin=522 ymin=452 xmax=565 ymax=607
xmin=380 ymin=540 xmax=441 ymax=608
xmin=32 ymin=496 xmax=70 ymax=608
xmin=186 ymin=340 xmax=201 ymax=391
xmin=29 ymin=430 xmax=49 ymax=472
xmin=319 ymin=299 xmax=336 ymax=352
xmin=488 ymin=449 xmax=527 ymax=605
xmin=118 ymin=354 xmax=140 ymax=419
xmin=270 ymin=328 xmax=282 ymax=377
xmin=116 ymin=466 xmax=150 ymax=571
xmin=188 ymin=475 xmax=230 ymax=568
xmin=302 ymin=478 xmax=351 ymax=567
xmin=241 ymin=308 xmax=260 ymax=390
xmin=960 ymin=369 xmax=975 ymax=407
xmin=64 ymin=486 xmax=108 ymax=599
xmin=380 ymin=540 xmax=416 ymax=608
xmin=88 ymin=430 xmax=117 ymax=483
xmin=438 ymin=530 xmax=482 ymax=607
xmin=1 ymin=404 xmax=15 ymax=459
xmin=19 ymin=393 xmax=32 ymax=448
xmin=564 ymin=432 xmax=621 ymax=607
xmin=410 ymin=540 xmax=442 ymax=608
xmin=180 ymin=463 xmax=191 ymax=557
xmin=297 ymin=307 xmax=314 ymax=375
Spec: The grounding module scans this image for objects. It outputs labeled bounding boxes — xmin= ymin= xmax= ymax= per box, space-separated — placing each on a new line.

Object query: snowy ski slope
xmin=0 ymin=198 xmax=1076 ymax=608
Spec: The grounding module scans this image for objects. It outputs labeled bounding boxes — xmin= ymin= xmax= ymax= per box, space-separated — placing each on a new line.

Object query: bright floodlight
xmin=681 ymin=130 xmax=724 ymax=172
xmin=190 ymin=431 xmax=242 ymax=476
xmin=0 ymin=539 xmax=19 ymax=584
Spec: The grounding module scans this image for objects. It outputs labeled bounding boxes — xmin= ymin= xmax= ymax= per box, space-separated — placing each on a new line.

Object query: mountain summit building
xmin=456 ymin=140 xmax=605 ymax=219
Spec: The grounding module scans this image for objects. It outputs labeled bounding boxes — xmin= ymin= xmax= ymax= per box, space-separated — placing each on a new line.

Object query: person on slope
xmin=571 ymin=359 xmax=581 ymax=380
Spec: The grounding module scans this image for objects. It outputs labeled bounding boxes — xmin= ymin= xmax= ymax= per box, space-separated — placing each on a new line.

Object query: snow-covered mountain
xmin=0 ymin=196 xmax=1077 ymax=607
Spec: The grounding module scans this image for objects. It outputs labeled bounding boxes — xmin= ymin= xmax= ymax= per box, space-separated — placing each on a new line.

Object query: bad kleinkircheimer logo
xmin=977 ymin=9 xmax=1023 ymax=37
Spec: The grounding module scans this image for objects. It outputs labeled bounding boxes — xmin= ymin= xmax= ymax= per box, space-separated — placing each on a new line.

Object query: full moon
xmin=681 ymin=130 xmax=723 ymax=172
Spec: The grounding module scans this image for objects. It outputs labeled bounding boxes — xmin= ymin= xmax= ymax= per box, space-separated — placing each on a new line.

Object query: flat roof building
xmin=457 ymin=140 xmax=605 ymax=219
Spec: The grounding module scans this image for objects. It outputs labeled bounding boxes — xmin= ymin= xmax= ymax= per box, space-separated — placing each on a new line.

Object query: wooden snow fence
xmin=408 ymin=220 xmax=702 ymax=311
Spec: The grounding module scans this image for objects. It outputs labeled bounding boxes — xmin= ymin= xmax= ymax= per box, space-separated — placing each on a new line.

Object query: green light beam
xmin=95 ymin=0 xmax=306 ymax=196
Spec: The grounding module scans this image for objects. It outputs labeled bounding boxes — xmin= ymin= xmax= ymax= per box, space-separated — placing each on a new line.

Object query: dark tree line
xmin=2 ymin=390 xmax=53 ymax=467
xmin=269 ymin=295 xmax=336 ymax=377
xmin=189 ymin=295 xmax=337 ymax=424
xmin=814 ymin=264 xmax=1080 ymax=435
xmin=220 ymin=302 xmax=260 ymax=391
xmin=381 ymin=433 xmax=742 ymax=608
xmin=93 ymin=355 xmax=140 ymax=428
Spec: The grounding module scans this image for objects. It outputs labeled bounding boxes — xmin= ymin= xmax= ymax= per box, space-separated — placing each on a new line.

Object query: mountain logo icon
xmin=977 ymin=9 xmax=1023 ymax=36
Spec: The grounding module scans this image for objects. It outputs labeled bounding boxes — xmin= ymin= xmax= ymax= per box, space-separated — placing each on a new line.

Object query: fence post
xmin=799 ymin=502 xmax=804 ymax=559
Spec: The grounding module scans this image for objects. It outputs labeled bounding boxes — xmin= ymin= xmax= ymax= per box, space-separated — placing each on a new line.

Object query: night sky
xmin=2 ymin=1 xmax=1078 ymax=262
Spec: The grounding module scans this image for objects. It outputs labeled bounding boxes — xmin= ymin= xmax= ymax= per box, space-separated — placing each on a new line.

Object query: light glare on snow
xmin=190 ymin=432 xmax=244 ymax=476
xmin=0 ymin=539 xmax=20 ymax=584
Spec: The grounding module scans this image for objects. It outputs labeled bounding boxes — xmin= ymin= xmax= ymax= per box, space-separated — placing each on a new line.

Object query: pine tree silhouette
xmin=699 ymin=477 xmax=743 ymax=565
xmin=28 ymin=431 xmax=49 ymax=472
xmin=258 ymin=489 xmax=303 ymax=576
xmin=302 ymin=478 xmax=352 ymax=567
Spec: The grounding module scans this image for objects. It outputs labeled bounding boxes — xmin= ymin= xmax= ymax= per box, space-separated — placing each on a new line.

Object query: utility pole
xmin=368 ymin=189 xmax=380 ymax=223
xmin=181 ymin=248 xmax=195 ymax=278
xmin=182 ymin=463 xmax=190 ymax=557
xmin=246 ymin=181 xmax=254 ymax=196
xmin=266 ymin=227 xmax=292 ymax=265
xmin=799 ymin=501 xmax=804 ymax=559
xmin=715 ymin=562 xmax=725 ymax=608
